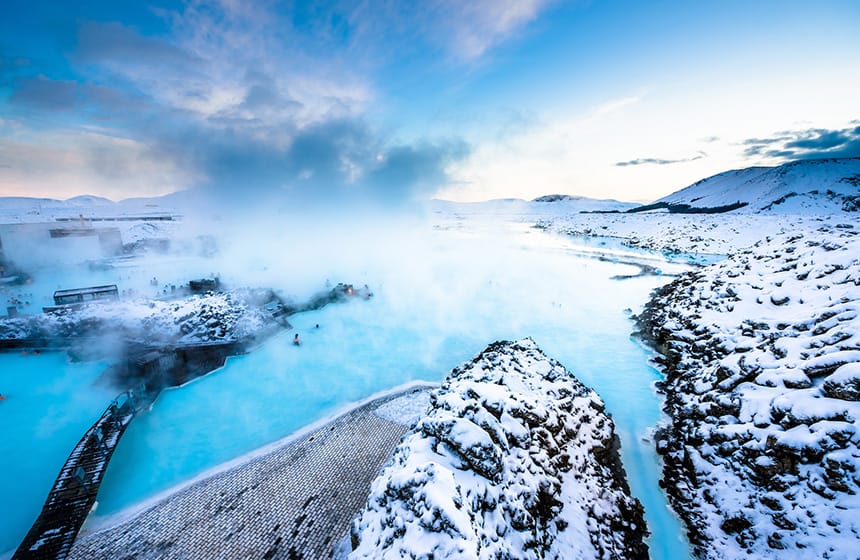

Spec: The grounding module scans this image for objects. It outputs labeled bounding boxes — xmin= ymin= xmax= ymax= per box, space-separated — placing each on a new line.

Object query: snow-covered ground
xmin=535 ymin=156 xmax=859 ymax=256
xmin=536 ymin=212 xmax=856 ymax=257
xmin=350 ymin=339 xmax=648 ymax=559
xmin=636 ymin=225 xmax=860 ymax=558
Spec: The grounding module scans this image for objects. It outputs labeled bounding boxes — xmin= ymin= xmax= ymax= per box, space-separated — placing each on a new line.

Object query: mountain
xmin=649 ymin=157 xmax=860 ymax=213
xmin=64 ymin=195 xmax=115 ymax=207
xmin=531 ymin=193 xmax=638 ymax=211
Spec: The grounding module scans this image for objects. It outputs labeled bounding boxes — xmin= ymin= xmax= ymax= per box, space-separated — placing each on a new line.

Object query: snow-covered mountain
xmin=651 ymin=157 xmax=860 ymax=213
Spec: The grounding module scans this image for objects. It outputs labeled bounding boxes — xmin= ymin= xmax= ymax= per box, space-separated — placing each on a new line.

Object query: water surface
xmin=2 ymin=222 xmax=692 ymax=558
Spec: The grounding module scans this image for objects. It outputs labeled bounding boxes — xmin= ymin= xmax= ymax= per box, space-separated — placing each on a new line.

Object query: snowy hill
xmin=652 ymin=157 xmax=860 ymax=213
xmin=63 ymin=195 xmax=115 ymax=207
xmin=0 ymin=192 xmax=194 ymax=223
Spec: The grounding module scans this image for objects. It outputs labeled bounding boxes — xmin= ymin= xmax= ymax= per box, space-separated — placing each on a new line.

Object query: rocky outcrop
xmin=0 ymin=283 xmax=368 ymax=351
xmin=636 ymin=225 xmax=860 ymax=559
xmin=0 ymin=288 xmax=283 ymax=347
xmin=350 ymin=338 xmax=648 ymax=559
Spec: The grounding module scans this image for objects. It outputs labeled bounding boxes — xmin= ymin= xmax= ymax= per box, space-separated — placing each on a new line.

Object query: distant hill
xmin=64 ymin=195 xmax=115 ymax=207
xmin=0 ymin=192 xmax=194 ymax=223
xmin=646 ymin=157 xmax=860 ymax=213
xmin=432 ymin=195 xmax=637 ymax=214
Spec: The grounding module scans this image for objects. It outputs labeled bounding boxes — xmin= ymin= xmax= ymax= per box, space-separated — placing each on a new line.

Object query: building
xmin=0 ymin=222 xmax=123 ymax=269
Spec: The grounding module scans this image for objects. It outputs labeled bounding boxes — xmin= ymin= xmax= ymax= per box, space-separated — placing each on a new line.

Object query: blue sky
xmin=1 ymin=0 xmax=858 ymax=203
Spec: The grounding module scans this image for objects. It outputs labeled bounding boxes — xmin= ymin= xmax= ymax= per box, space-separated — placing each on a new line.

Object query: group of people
xmin=3 ymin=289 xmax=33 ymax=308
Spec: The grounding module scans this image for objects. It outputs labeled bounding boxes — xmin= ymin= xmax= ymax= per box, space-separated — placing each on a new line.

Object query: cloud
xmin=435 ymin=0 xmax=555 ymax=60
xmin=0 ymin=129 xmax=198 ymax=199
xmin=1 ymin=1 xmax=477 ymax=206
xmin=742 ymin=123 xmax=860 ymax=160
xmin=342 ymin=0 xmax=554 ymax=62
xmin=587 ymin=95 xmax=642 ymax=121
xmin=615 ymin=151 xmax=707 ymax=167
xmin=159 ymin=117 xmax=470 ymax=209
xmin=9 ymin=75 xmax=146 ymax=116
xmin=9 ymin=75 xmax=78 ymax=110
xmin=76 ymin=21 xmax=204 ymax=72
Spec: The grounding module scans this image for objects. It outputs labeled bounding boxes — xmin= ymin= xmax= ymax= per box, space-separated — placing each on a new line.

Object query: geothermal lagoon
xmin=1 ymin=217 xmax=693 ymax=559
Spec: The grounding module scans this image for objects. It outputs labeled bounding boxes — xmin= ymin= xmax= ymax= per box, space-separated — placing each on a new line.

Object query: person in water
xmin=293 ymin=333 xmax=301 ymax=346
xmin=0 ymin=393 xmax=6 ymax=400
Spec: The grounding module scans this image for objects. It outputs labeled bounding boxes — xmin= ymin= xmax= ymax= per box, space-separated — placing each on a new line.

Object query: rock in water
xmin=350 ymin=338 xmax=648 ymax=559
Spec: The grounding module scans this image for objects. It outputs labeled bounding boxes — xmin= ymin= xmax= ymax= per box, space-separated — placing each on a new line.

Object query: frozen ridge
xmin=636 ymin=224 xmax=860 ymax=558
xmin=350 ymin=338 xmax=648 ymax=559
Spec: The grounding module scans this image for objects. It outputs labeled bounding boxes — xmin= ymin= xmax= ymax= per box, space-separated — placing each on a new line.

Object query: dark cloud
xmin=615 ymin=151 xmax=707 ymax=167
xmin=76 ymin=21 xmax=203 ymax=73
xmin=149 ymin=116 xmax=469 ymax=210
xmin=8 ymin=75 xmax=148 ymax=116
xmin=9 ymin=75 xmax=78 ymax=110
xmin=742 ymin=124 xmax=860 ymax=160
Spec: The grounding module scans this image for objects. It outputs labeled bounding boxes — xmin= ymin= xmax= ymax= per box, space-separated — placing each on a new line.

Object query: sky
xmin=0 ymin=0 xmax=858 ymax=204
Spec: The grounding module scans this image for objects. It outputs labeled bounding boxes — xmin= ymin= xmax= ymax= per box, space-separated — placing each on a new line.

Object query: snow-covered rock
xmin=539 ymin=212 xmax=781 ymax=256
xmin=0 ymin=288 xmax=283 ymax=347
xmin=636 ymin=225 xmax=860 ymax=559
xmin=350 ymin=338 xmax=648 ymax=560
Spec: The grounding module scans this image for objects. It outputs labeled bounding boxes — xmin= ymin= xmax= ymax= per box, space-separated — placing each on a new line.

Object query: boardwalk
xmin=13 ymin=390 xmax=151 ymax=560
xmin=68 ymin=386 xmax=432 ymax=560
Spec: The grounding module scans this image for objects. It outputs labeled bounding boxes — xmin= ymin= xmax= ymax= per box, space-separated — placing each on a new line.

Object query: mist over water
xmin=1 ymin=204 xmax=691 ymax=558
xmin=108 ymin=211 xmax=688 ymax=557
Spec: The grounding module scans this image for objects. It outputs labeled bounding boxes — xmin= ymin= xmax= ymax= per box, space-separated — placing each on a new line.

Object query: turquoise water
xmin=2 ymin=224 xmax=692 ymax=558
xmin=95 ymin=226 xmax=691 ymax=558
xmin=0 ymin=353 xmax=114 ymax=556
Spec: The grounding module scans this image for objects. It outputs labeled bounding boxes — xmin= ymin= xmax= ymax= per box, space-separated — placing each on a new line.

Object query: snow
xmin=637 ymin=224 xmax=860 ymax=559
xmin=0 ymin=288 xmax=279 ymax=346
xmin=350 ymin=339 xmax=648 ymax=559
xmin=654 ymin=157 xmax=860 ymax=213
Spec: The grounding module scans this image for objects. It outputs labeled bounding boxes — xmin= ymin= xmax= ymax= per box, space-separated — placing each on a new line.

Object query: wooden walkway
xmin=13 ymin=389 xmax=151 ymax=560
